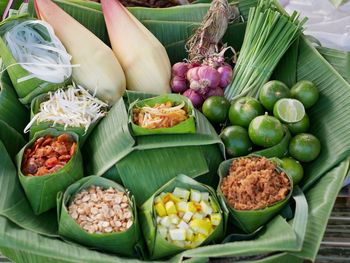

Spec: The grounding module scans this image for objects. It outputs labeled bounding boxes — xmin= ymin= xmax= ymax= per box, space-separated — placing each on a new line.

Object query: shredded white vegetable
xmin=24 ymin=83 xmax=108 ymax=134
xmin=4 ymin=20 xmax=72 ymax=83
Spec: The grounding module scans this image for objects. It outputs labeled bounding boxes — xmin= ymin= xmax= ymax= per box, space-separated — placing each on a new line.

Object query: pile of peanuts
xmin=68 ymin=186 xmax=133 ymax=234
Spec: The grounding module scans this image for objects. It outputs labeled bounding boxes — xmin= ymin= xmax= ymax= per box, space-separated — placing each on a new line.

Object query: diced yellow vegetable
xmin=154 ymin=196 xmax=163 ymax=204
xmin=210 ymin=197 xmax=219 ymax=213
xmin=192 ymin=233 xmax=207 ymax=247
xmin=210 ymin=213 xmax=222 ymax=226
xmin=187 ymin=202 xmax=197 ymax=213
xmin=162 ymin=193 xmax=181 ymax=204
xmin=169 ymin=193 xmax=182 ymax=203
xmin=35 ymin=0 xmax=126 ymax=105
xmin=186 ymin=229 xmax=194 ymax=241
xmin=189 ymin=219 xmax=212 ymax=236
xmin=101 ymin=0 xmax=171 ymax=94
xmin=165 ymin=201 xmax=177 ymax=215
xmin=155 ymin=202 xmax=167 ymax=217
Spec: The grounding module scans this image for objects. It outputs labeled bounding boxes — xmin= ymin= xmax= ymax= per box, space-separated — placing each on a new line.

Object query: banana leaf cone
xmin=0 ymin=17 xmax=71 ymax=105
xmin=0 ymin=68 xmax=28 ymax=133
xmin=129 ymin=94 xmax=196 ymax=136
xmin=28 ymin=93 xmax=101 ymax=145
xmin=16 ymin=128 xmax=83 ymax=215
xmin=57 ymin=176 xmax=144 ymax=257
xmin=140 ymin=174 xmax=226 ymax=260
xmin=217 ymin=156 xmax=293 ymax=233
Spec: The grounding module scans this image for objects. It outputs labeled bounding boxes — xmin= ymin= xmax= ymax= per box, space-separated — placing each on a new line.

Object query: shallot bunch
xmin=171 ymin=61 xmax=233 ymax=108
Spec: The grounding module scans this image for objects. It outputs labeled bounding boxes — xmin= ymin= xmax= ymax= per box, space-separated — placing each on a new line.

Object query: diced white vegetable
xmin=182 ymin=211 xmax=193 ymax=223
xmin=169 ymin=214 xmax=180 ymax=225
xmin=169 ymin=229 xmax=186 ymax=241
xmin=201 ymin=192 xmax=209 ymax=202
xmin=178 ymin=220 xmax=189 ymax=230
xmin=173 ymin=187 xmax=190 ymax=200
xmin=157 ymin=225 xmax=168 ymax=238
xmin=176 ymin=201 xmax=187 ymax=212
xmin=160 ymin=216 xmax=171 ymax=227
xmin=200 ymin=201 xmax=213 ymax=216
xmin=190 ymin=189 xmax=201 ymax=202
xmin=193 ymin=212 xmax=204 ymax=220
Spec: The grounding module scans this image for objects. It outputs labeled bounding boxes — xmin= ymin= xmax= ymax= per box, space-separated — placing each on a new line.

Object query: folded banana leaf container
xmin=28 ymin=92 xmax=101 ymax=145
xmin=0 ymin=0 xmax=350 ymax=262
xmin=0 ymin=17 xmax=72 ymax=105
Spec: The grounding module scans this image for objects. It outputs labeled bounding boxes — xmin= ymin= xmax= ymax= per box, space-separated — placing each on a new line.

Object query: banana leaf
xmin=0 ymin=119 xmax=26 ymax=161
xmin=27 ymin=92 xmax=102 ymax=145
xmin=217 ymin=156 xmax=294 ymax=233
xmin=129 ymin=94 xmax=196 ymax=136
xmin=140 ymin=174 xmax=225 ymax=260
xmin=317 ymin=46 xmax=350 ymax=84
xmin=57 ymin=176 xmax=144 ymax=257
xmin=0 ymin=69 xmax=28 ymax=133
xmin=0 ymin=17 xmax=72 ymax=104
xmin=16 ymin=129 xmax=83 ymax=215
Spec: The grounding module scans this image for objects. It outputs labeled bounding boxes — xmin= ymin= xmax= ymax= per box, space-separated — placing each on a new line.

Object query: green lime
xmin=202 ymin=96 xmax=230 ymax=124
xmin=289 ymin=133 xmax=321 ymax=162
xmin=229 ymin=97 xmax=264 ymax=128
xmin=287 ymin=114 xmax=310 ymax=135
xmin=259 ymin=80 xmax=291 ymax=111
xmin=279 ymin=157 xmax=304 ymax=185
xmin=248 ymin=115 xmax=284 ymax=148
xmin=291 ymin=80 xmax=319 ymax=109
xmin=220 ymin=126 xmax=253 ymax=157
xmin=273 ymin=98 xmax=305 ymax=123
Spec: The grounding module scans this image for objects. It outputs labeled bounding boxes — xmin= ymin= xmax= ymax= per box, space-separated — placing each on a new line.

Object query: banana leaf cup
xmin=217 ymin=156 xmax=293 ymax=233
xmin=140 ymin=174 xmax=225 ymax=260
xmin=0 ymin=17 xmax=71 ymax=104
xmin=28 ymin=92 xmax=102 ymax=145
xmin=16 ymin=129 xmax=83 ymax=215
xmin=57 ymin=176 xmax=143 ymax=257
xmin=129 ymin=94 xmax=196 ymax=136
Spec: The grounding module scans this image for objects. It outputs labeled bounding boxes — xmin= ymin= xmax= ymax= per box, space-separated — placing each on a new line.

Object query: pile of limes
xmin=202 ymin=80 xmax=321 ymax=185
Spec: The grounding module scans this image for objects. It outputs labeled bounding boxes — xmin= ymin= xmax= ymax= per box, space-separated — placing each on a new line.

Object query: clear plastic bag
xmin=283 ymin=0 xmax=350 ymax=51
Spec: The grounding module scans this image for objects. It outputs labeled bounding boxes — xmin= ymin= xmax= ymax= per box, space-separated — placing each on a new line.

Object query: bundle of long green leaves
xmin=224 ymin=0 xmax=307 ymax=100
